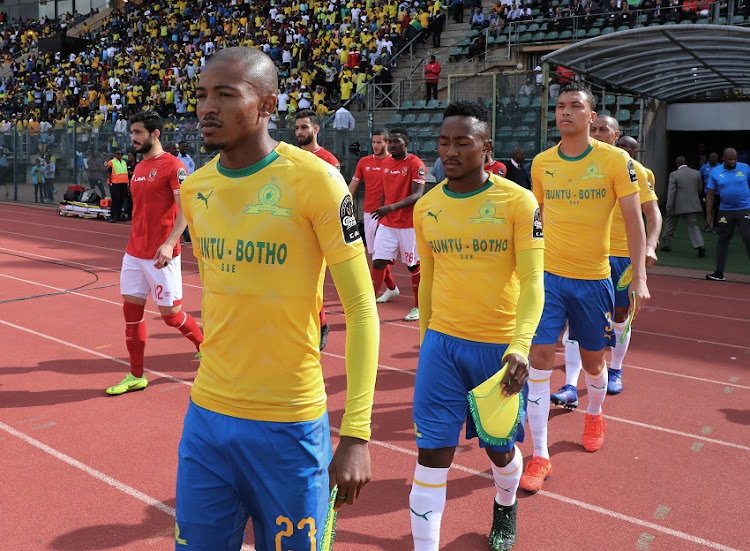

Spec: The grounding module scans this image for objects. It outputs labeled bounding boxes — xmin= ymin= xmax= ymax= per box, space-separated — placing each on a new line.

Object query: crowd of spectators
xmin=0 ymin=0 xmax=450 ymax=143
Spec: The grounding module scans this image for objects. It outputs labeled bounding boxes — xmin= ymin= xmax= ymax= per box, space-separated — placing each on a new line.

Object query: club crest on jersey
xmin=581 ymin=164 xmax=604 ymax=180
xmin=418 ymin=166 xmax=426 ymax=178
xmin=471 ymin=201 xmax=506 ymax=224
xmin=401 ymin=167 xmax=408 ymax=174
xmin=148 ymin=169 xmax=158 ymax=182
xmin=339 ymin=195 xmax=361 ymax=244
xmin=243 ymin=182 xmax=292 ymax=217
xmin=177 ymin=167 xmax=188 ymax=185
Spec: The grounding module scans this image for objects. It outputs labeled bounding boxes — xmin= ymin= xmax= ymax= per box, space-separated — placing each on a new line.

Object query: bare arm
xmin=620 ymin=192 xmax=650 ymax=318
xmin=348 ymin=177 xmax=361 ymax=196
xmin=641 ymin=199 xmax=662 ymax=268
xmin=153 ymin=194 xmax=188 ymax=268
xmin=371 ymin=181 xmax=424 ymax=220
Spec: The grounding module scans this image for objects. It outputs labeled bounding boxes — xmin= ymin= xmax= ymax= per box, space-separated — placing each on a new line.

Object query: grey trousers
xmin=662 ymin=212 xmax=705 ymax=249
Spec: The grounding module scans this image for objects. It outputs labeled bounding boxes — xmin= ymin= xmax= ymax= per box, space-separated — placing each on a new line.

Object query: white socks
xmin=410 ymin=464 xmax=449 ymax=551
xmin=611 ymin=320 xmax=631 ymax=371
xmin=491 ymin=445 xmax=523 ymax=506
xmin=527 ymin=367 xmax=551 ymax=459
xmin=562 ymin=327 xmax=583 ymax=387
xmin=584 ymin=362 xmax=608 ymax=415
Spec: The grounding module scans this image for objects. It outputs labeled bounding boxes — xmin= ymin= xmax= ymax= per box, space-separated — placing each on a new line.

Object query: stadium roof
xmin=541 ymin=25 xmax=750 ymax=101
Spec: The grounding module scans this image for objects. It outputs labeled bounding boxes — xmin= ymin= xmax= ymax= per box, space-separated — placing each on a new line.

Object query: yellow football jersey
xmin=610 ymin=158 xmax=658 ymax=257
xmin=532 ymin=140 xmax=639 ymax=279
xmin=183 ymin=142 xmax=365 ymax=424
xmin=414 ymin=174 xmax=544 ymax=344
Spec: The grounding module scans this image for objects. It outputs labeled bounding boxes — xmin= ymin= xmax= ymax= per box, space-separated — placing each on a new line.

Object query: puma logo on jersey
xmin=197 ymin=191 xmax=213 ymax=208
xmin=545 ymin=170 xmax=557 ymax=178
xmin=528 ymin=397 xmax=541 ymax=405
xmin=411 ymin=508 xmax=432 ymax=521
xmin=426 ymin=210 xmax=442 ymax=222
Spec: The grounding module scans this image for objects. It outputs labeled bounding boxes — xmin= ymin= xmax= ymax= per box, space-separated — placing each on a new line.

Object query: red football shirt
xmin=352 ymin=154 xmax=389 ymax=213
xmin=381 ymin=153 xmax=426 ymax=229
xmin=313 ymin=146 xmax=340 ymax=170
xmin=126 ymin=152 xmax=187 ymax=260
xmin=485 ymin=160 xmax=507 ymax=177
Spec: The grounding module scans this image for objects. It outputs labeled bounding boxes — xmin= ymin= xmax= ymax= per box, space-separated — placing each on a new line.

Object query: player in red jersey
xmin=349 ymin=130 xmax=400 ymax=297
xmin=294 ymin=109 xmax=339 ymax=349
xmin=371 ymin=127 xmax=426 ymax=321
xmin=485 ymin=151 xmax=507 ymax=177
xmin=295 ymin=109 xmax=341 ymax=170
xmin=106 ymin=110 xmax=204 ymax=396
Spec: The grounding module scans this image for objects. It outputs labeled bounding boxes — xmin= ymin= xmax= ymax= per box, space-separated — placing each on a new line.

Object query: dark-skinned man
xmin=371 ymin=127 xmax=426 ymax=321
xmin=521 ymin=83 xmax=649 ymax=493
xmin=705 ymin=147 xmax=750 ymax=281
xmin=177 ymin=47 xmax=379 ymax=551
xmin=411 ymin=100 xmax=544 ymax=551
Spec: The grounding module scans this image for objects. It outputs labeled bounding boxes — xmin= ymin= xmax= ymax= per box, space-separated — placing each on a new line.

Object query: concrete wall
xmin=641 ymin=100 xmax=669 ymax=205
xmin=667 ymin=102 xmax=750 ymax=131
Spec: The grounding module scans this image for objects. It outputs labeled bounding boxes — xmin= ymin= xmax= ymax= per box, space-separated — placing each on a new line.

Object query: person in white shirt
xmin=332 ymin=103 xmax=356 ymax=161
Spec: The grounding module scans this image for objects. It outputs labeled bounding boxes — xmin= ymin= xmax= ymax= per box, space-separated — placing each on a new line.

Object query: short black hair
xmin=295 ymin=109 xmax=320 ymax=126
xmin=130 ymin=110 xmax=163 ymax=133
xmin=442 ymin=100 xmax=491 ymax=138
xmin=557 ymin=81 xmax=596 ymax=109
xmin=389 ymin=127 xmax=409 ymax=141
xmin=372 ymin=129 xmax=389 ymax=138
xmin=443 ymin=100 xmax=490 ymax=125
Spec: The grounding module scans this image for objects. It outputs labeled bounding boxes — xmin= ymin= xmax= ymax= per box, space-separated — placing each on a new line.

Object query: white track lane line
xmin=1 ymin=318 xmax=742 ymax=551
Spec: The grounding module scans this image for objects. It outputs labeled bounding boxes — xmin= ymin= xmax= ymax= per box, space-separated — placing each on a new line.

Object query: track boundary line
xmin=0 ymin=421 xmax=255 ymax=551
xmin=0 ymin=319 xmax=194 ymax=387
xmin=328 ymin=429 xmax=744 ymax=551
xmin=4 ymin=271 xmax=744 ymax=393
xmin=3 ymin=313 xmax=747 ymax=453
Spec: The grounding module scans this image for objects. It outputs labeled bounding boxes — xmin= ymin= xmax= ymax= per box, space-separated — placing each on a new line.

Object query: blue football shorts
xmin=532 ymin=271 xmax=616 ymax=351
xmin=609 ymin=256 xmax=633 ymax=309
xmin=175 ymin=400 xmax=331 ymax=551
xmin=413 ymin=329 xmax=528 ymax=453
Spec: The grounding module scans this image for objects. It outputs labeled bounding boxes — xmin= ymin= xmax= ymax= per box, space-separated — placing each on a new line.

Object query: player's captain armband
xmin=532 ymin=207 xmax=543 ymax=239
xmin=627 ymin=160 xmax=637 ymax=183
xmin=467 ymin=363 xmax=524 ymax=447
xmin=339 ymin=195 xmax=361 ymax=244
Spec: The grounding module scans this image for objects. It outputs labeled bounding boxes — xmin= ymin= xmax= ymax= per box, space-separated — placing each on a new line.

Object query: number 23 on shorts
xmin=275 ymin=516 xmax=317 ymax=551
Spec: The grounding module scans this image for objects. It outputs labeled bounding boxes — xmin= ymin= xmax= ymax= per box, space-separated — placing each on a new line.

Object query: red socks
xmin=410 ymin=265 xmax=421 ymax=308
xmin=162 ymin=311 xmax=204 ymax=350
xmin=123 ymin=302 xmax=146 ymax=378
xmin=320 ymin=308 xmax=327 ymax=327
xmin=371 ymin=267 xmax=386 ymax=295
xmin=384 ymin=264 xmax=396 ymax=291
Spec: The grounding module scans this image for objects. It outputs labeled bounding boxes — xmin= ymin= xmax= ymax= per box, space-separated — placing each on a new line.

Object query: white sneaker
xmin=376 ymin=286 xmax=400 ymax=303
xmin=404 ymin=307 xmax=420 ymax=321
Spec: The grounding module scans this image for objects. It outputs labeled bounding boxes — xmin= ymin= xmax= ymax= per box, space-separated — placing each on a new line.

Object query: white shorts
xmin=373 ymin=225 xmax=419 ymax=266
xmin=120 ymin=253 xmax=183 ymax=307
xmin=363 ymin=212 xmax=378 ymax=255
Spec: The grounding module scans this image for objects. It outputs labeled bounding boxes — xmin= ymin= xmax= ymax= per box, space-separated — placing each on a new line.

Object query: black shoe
xmin=706 ymin=271 xmax=725 ymax=281
xmin=109 ymin=217 xmax=117 ymax=223
xmin=660 ymin=245 xmax=671 ymax=252
xmin=489 ymin=500 xmax=517 ymax=551
xmin=697 ymin=246 xmax=706 ymax=258
xmin=319 ymin=323 xmax=330 ymax=351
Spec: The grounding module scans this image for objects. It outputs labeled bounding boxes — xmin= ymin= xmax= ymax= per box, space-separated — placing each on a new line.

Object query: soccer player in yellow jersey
xmin=176 ymin=47 xmax=380 ymax=551
xmin=554 ymin=121 xmax=662 ymax=406
xmin=411 ymin=101 xmax=544 ymax=551
xmin=519 ymin=83 xmax=650 ymax=493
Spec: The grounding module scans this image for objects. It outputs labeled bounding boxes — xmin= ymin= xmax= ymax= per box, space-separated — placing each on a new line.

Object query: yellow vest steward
xmin=109 ymin=159 xmax=129 ymax=184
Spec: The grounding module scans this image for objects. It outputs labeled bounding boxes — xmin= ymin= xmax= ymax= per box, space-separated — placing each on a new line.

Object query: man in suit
xmin=661 ymin=156 xmax=705 ymax=257
xmin=505 ymin=146 xmax=531 ymax=190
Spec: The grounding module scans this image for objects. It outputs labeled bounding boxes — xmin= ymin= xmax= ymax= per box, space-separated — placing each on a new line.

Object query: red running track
xmin=1 ymin=202 xmax=749 ymax=551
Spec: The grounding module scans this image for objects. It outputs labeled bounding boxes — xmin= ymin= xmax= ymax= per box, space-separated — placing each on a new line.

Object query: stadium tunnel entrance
xmin=541 ymin=25 xmax=750 ymax=200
